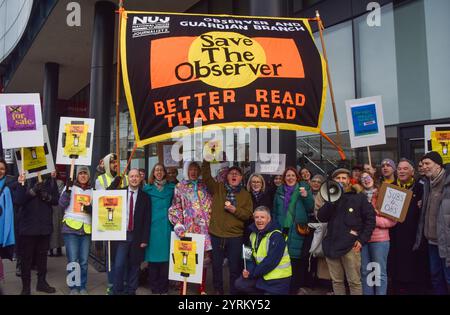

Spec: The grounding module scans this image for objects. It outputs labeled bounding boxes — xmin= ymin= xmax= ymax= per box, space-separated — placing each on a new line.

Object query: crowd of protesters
xmin=0 ymin=151 xmax=449 ymax=296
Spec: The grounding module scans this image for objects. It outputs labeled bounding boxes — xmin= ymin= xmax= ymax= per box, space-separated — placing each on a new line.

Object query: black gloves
xmin=108 ymin=176 xmax=122 ymax=190
xmin=82 ymin=204 xmax=92 ymax=213
xmin=66 ymin=179 xmax=74 ymax=192
xmin=29 ymin=182 xmax=44 ymax=196
xmin=39 ymin=190 xmax=52 ymax=202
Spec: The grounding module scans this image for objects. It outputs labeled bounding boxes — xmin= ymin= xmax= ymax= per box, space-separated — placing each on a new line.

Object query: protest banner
xmin=0 ymin=93 xmax=44 ymax=149
xmin=169 ymin=232 xmax=205 ymax=292
xmin=91 ymin=190 xmax=127 ymax=241
xmin=120 ymin=12 xmax=327 ymax=147
xmin=376 ymin=183 xmax=413 ymax=223
xmin=14 ymin=125 xmax=55 ymax=179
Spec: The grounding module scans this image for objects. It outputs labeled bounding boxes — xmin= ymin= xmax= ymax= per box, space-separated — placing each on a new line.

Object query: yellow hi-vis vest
xmin=249 ymin=229 xmax=292 ymax=281
xmin=98 ymin=173 xmax=128 ymax=189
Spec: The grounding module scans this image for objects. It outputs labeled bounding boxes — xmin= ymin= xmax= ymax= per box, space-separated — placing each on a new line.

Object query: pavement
xmin=0 ymin=247 xmax=226 ymax=295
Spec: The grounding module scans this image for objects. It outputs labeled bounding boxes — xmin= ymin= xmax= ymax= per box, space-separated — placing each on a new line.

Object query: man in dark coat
xmin=110 ymin=168 xmax=151 ymax=295
xmin=14 ymin=174 xmax=60 ymax=295
xmin=317 ymin=168 xmax=375 ymax=295
xmin=388 ymin=159 xmax=430 ymax=294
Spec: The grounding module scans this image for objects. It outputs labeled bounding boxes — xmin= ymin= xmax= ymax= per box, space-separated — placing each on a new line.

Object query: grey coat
xmin=414 ymin=166 xmax=450 ymax=267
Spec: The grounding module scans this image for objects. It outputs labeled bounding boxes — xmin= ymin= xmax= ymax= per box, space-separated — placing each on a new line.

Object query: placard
xmin=424 ymin=124 xmax=450 ymax=152
xmin=376 ymin=183 xmax=413 ymax=223
xmin=14 ymin=125 xmax=55 ymax=179
xmin=56 ymin=117 xmax=95 ymax=166
xmin=169 ymin=232 xmax=205 ymax=284
xmin=0 ymin=93 xmax=44 ymax=149
xmin=91 ymin=190 xmax=127 ymax=241
xmin=345 ymin=96 xmax=386 ymax=149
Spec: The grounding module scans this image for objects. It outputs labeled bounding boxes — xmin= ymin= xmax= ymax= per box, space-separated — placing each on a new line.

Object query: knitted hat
xmin=381 ymin=158 xmax=396 ymax=170
xmin=421 ymin=151 xmax=443 ymax=167
xmin=76 ymin=165 xmax=91 ymax=178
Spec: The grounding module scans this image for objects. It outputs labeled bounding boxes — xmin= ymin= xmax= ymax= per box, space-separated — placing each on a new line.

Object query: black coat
xmin=111 ymin=187 xmax=151 ymax=265
xmin=13 ymin=178 xmax=60 ymax=236
xmin=317 ymin=190 xmax=376 ymax=259
xmin=388 ymin=181 xmax=430 ymax=285
xmin=250 ymin=190 xmax=274 ymax=211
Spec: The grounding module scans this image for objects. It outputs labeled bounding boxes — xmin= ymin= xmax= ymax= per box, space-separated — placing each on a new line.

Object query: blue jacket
xmin=143 ymin=182 xmax=175 ymax=262
xmin=0 ymin=184 xmax=15 ymax=248
xmin=246 ymin=220 xmax=290 ymax=295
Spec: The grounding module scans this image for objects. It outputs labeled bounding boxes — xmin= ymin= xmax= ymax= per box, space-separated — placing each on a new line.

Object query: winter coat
xmin=14 ymin=177 xmax=59 ymax=236
xmin=272 ymin=182 xmax=314 ymax=259
xmin=168 ymin=180 xmax=212 ymax=251
xmin=388 ymin=181 xmax=429 ymax=284
xmin=246 ymin=220 xmax=291 ymax=295
xmin=201 ymin=161 xmax=253 ymax=238
xmin=143 ymin=183 xmax=175 ymax=262
xmin=317 ymin=188 xmax=376 ymax=259
xmin=414 ymin=166 xmax=450 ymax=267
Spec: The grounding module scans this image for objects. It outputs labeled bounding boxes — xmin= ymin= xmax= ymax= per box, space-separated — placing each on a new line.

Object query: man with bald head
xmin=111 ymin=168 xmax=151 ymax=295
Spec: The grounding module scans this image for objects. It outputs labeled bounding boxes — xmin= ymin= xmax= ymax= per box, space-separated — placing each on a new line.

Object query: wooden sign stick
xmin=367 ymin=146 xmax=372 ymax=167
xmin=182 ymin=278 xmax=187 ymax=295
xmin=21 ymin=148 xmax=25 ymax=186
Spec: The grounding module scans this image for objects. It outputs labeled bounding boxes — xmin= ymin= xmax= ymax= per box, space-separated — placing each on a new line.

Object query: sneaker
xmin=106 ymin=287 xmax=113 ymax=295
xmin=79 ymin=289 xmax=88 ymax=295
xmin=69 ymin=288 xmax=79 ymax=295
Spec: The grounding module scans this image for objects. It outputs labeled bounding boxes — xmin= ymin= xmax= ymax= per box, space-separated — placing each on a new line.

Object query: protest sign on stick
xmin=376 ymin=183 xmax=413 ymax=223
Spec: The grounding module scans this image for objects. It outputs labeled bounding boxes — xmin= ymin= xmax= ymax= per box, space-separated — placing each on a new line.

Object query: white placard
xmin=255 ymin=154 xmax=286 ymax=175
xmin=345 ymin=96 xmax=386 ymax=149
xmin=0 ymin=93 xmax=44 ymax=149
xmin=424 ymin=124 xmax=450 ymax=152
xmin=380 ymin=186 xmax=407 ymax=220
xmin=56 ymin=117 xmax=95 ymax=166
xmin=169 ymin=232 xmax=205 ymax=284
xmin=14 ymin=125 xmax=55 ymax=179
xmin=91 ymin=190 xmax=127 ymax=241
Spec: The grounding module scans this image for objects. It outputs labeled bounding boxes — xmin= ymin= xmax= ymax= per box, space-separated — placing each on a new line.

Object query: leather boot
xmin=21 ymin=278 xmax=31 ymax=295
xmin=36 ymin=277 xmax=56 ymax=294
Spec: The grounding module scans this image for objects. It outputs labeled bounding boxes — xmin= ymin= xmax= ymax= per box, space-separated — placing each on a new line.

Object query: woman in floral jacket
xmin=169 ymin=161 xmax=212 ymax=294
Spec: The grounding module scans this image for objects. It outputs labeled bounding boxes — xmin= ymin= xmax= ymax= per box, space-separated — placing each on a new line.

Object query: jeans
xmin=428 ymin=244 xmax=450 ymax=295
xmin=361 ymin=241 xmax=389 ymax=295
xmin=113 ymin=232 xmax=140 ymax=295
xmin=64 ymin=233 xmax=91 ymax=290
xmin=211 ymin=235 xmax=243 ymax=294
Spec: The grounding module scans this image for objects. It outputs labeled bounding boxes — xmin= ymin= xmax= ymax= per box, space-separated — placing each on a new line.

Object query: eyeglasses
xmin=228 ymin=172 xmax=242 ymax=176
xmin=310 ymin=180 xmax=322 ymax=184
xmin=361 ymin=176 xmax=372 ymax=181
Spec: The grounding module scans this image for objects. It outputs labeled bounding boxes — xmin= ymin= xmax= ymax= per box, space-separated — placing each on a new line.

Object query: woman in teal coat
xmin=272 ymin=167 xmax=314 ymax=294
xmin=143 ymin=163 xmax=175 ymax=294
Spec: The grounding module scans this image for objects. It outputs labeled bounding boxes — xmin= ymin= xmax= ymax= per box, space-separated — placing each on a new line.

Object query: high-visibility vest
xmin=98 ymin=173 xmax=128 ymax=189
xmin=249 ymin=229 xmax=292 ymax=281
xmin=62 ymin=186 xmax=93 ymax=234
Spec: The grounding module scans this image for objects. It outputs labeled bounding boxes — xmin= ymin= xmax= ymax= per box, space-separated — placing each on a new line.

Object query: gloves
xmin=82 ymin=204 xmax=92 ymax=213
xmin=40 ymin=190 xmax=52 ymax=202
xmin=29 ymin=182 xmax=44 ymax=196
xmin=174 ymin=223 xmax=186 ymax=238
xmin=108 ymin=176 xmax=122 ymax=190
xmin=66 ymin=179 xmax=74 ymax=192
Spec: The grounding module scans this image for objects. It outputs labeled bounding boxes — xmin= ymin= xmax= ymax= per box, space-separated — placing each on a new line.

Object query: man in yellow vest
xmin=94 ymin=152 xmax=127 ymax=294
xmin=235 ymin=206 xmax=292 ymax=295
xmin=95 ymin=153 xmax=128 ymax=190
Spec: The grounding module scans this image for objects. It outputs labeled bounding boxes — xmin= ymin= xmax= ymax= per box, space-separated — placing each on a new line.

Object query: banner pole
xmin=108 ymin=240 xmax=111 ymax=272
xmin=316 ymin=11 xmax=344 ymax=155
xmin=115 ymin=0 xmax=125 ymax=175
xmin=21 ymin=148 xmax=25 ymax=186
xmin=121 ymin=143 xmax=138 ymax=177
xmin=367 ymin=146 xmax=372 ymax=167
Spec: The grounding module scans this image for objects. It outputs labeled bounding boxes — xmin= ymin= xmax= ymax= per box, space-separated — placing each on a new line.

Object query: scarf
xmin=224 ymin=182 xmax=241 ymax=208
xmin=283 ymin=185 xmax=295 ymax=213
xmin=154 ymin=179 xmax=167 ymax=192
xmin=396 ymin=177 xmax=415 ymax=189
xmin=252 ymin=190 xmax=262 ymax=203
xmin=363 ymin=187 xmax=375 ymax=203
xmin=187 ymin=179 xmax=199 ymax=201
xmin=0 ymin=177 xmax=5 ymax=192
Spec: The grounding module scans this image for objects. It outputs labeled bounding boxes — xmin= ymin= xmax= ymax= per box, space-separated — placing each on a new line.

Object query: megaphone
xmin=319 ymin=180 xmax=343 ymax=203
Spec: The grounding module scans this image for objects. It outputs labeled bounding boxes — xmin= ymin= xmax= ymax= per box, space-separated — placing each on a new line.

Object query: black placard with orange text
xmin=121 ymin=11 xmax=327 ymax=146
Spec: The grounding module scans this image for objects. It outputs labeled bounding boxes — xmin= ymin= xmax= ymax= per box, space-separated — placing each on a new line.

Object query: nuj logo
xmin=133 ymin=16 xmax=170 ymax=25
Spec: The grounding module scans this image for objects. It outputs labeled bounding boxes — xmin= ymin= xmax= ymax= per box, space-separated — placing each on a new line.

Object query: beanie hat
xmin=421 ymin=151 xmax=443 ymax=167
xmin=76 ymin=165 xmax=91 ymax=178
xmin=381 ymin=158 xmax=396 ymax=170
